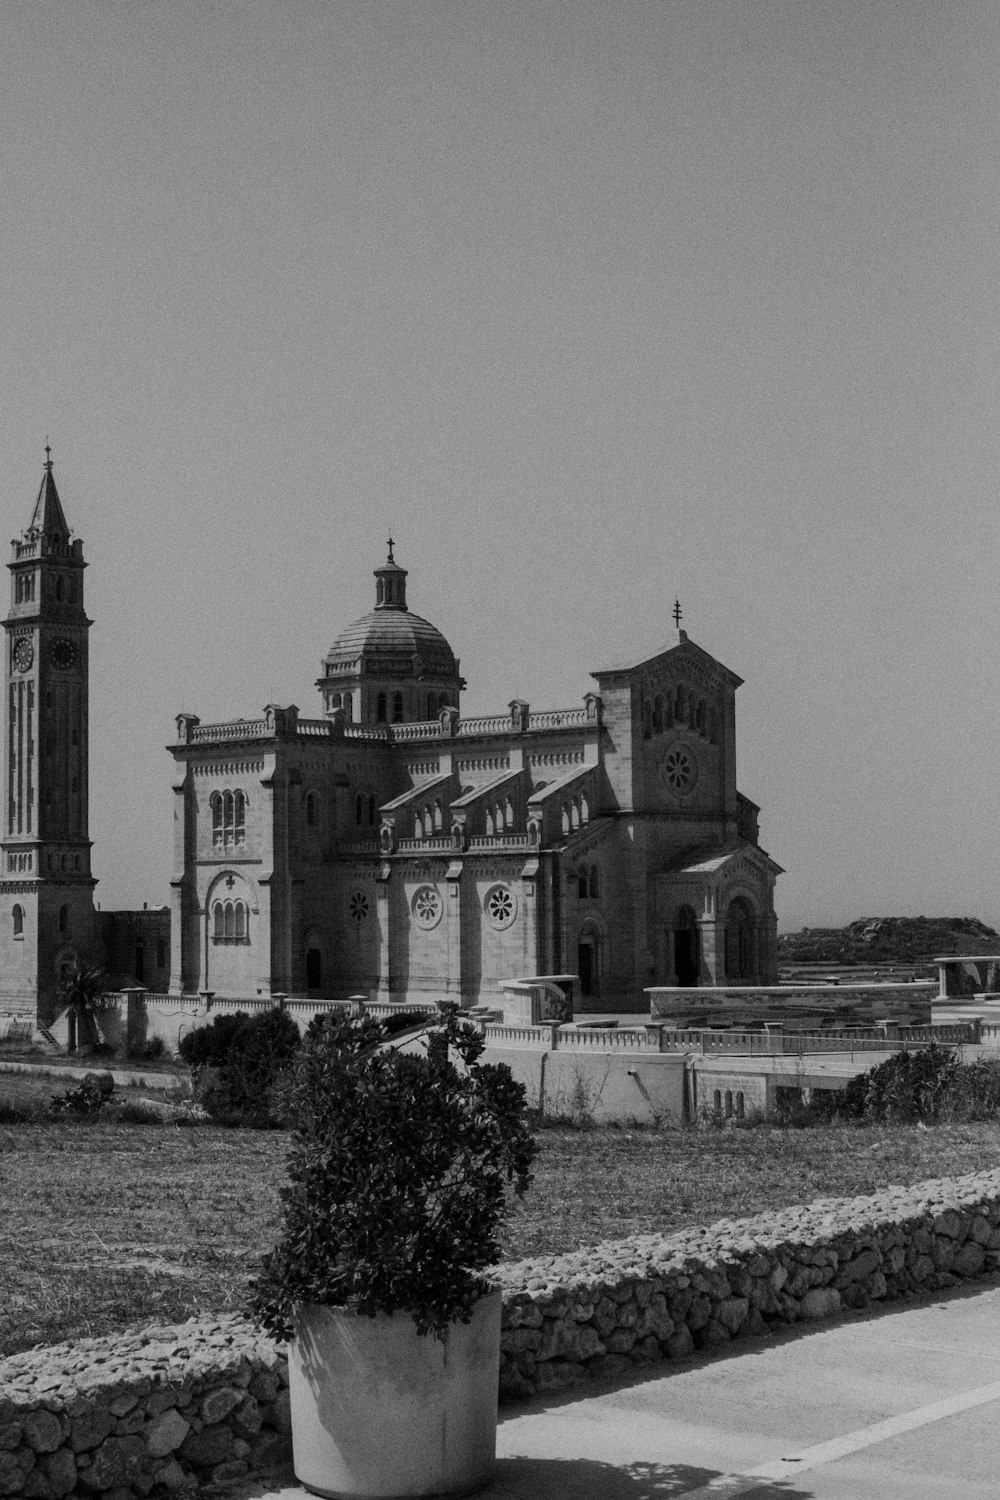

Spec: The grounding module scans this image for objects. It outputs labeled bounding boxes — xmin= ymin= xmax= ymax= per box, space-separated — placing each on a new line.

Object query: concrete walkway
xmin=262 ymin=1281 xmax=1000 ymax=1499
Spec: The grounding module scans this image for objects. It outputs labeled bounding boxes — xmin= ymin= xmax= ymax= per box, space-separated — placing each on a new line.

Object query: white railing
xmin=468 ymin=835 xmax=531 ymax=850
xmin=190 ymin=720 xmax=267 ymax=743
xmin=397 ymin=836 xmax=454 ymax=851
xmin=456 ymin=716 xmax=513 ymax=737
xmin=343 ymin=725 xmax=391 ymax=741
xmin=527 ymin=708 xmax=589 ymax=730
xmin=296 ymin=719 xmax=332 ymax=737
xmin=391 ymin=722 xmax=442 ymax=742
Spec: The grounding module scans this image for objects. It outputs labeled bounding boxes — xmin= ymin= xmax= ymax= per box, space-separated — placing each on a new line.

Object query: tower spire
xmin=27 ymin=443 xmax=70 ymax=541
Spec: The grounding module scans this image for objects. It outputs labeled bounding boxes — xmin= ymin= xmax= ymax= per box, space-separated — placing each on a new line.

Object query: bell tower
xmin=0 ymin=449 xmax=96 ymax=1020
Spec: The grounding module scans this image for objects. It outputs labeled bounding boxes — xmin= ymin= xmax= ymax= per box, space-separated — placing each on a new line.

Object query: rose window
xmin=348 ymin=891 xmax=370 ymax=924
xmin=411 ymin=885 xmax=443 ymax=930
xmin=485 ymin=884 xmax=516 ymax=930
xmin=661 ymin=745 xmax=698 ymax=796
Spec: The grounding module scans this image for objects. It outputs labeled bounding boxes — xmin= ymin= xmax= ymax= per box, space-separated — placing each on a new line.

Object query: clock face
xmin=50 ymin=639 xmax=77 ymax=669
xmin=12 ymin=638 xmax=33 ymax=673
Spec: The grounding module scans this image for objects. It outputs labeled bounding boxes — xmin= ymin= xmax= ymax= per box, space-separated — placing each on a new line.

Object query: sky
xmin=0 ymin=0 xmax=998 ymax=931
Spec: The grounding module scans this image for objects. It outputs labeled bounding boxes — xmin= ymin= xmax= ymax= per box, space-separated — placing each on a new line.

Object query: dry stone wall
xmin=0 ymin=1318 xmax=290 ymax=1500
xmin=495 ymin=1168 xmax=1000 ymax=1399
xmin=4 ymin=1171 xmax=1000 ymax=1497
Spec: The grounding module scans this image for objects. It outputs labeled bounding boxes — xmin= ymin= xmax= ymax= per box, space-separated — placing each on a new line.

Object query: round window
xmin=411 ymin=885 xmax=443 ymax=930
xmin=348 ymin=891 xmax=370 ymax=924
xmin=484 ymin=884 xmax=517 ymax=930
xmin=660 ymin=742 xmax=699 ymax=797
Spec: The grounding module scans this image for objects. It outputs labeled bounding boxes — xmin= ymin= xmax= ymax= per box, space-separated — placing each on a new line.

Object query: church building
xmin=169 ymin=546 xmax=782 ymax=1010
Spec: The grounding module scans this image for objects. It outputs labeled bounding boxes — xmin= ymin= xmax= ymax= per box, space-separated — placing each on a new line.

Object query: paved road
xmin=261 ymin=1281 xmax=1000 ymax=1499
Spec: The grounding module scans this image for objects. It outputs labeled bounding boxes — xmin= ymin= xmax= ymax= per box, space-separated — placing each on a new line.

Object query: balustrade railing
xmin=190 ymin=720 xmax=267 ymax=743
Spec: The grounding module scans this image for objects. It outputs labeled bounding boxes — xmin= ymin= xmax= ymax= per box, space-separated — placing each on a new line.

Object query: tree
xmin=60 ymin=962 xmax=111 ymax=1052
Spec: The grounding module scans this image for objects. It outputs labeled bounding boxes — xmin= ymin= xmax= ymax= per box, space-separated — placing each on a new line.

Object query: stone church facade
xmin=169 ymin=547 xmax=782 ymax=1010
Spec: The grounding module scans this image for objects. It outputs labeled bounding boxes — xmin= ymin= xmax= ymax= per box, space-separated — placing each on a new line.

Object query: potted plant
xmin=251 ymin=1008 xmax=536 ymax=1500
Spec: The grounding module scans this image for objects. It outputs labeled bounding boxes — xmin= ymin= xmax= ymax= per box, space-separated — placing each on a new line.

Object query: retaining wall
xmin=4 ymin=1170 xmax=1000 ymax=1497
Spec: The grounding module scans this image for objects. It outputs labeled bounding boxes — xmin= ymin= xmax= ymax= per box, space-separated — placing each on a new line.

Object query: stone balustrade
xmin=4 ymin=1171 xmax=1000 ymax=1496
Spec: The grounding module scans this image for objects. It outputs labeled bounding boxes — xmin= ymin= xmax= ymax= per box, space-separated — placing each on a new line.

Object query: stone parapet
xmin=4 ymin=1172 xmax=1000 ymax=1494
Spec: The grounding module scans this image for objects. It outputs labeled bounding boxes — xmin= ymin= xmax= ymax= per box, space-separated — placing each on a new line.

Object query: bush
xmin=182 ymin=1007 xmax=302 ymax=1126
xmin=178 ymin=1013 xmax=253 ymax=1069
xmin=250 ymin=1010 xmax=536 ymax=1340
xmin=50 ymin=1075 xmax=111 ymax=1118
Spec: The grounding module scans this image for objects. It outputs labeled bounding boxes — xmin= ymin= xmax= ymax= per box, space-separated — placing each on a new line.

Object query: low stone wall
xmin=0 ymin=1317 xmax=290 ymax=1499
xmin=495 ymin=1168 xmax=1000 ymax=1399
xmin=4 ymin=1171 xmax=1000 ymax=1496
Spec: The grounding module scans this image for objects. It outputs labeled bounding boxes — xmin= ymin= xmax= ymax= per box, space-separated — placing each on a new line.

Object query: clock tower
xmin=0 ymin=449 xmax=96 ymax=1021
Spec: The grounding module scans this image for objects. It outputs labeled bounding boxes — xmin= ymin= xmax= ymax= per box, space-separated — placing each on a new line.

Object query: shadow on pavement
xmin=485 ymin=1456 xmax=814 ymax=1497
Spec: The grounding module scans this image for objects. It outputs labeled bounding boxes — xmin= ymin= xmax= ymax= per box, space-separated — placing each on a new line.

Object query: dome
xmin=325 ymin=607 xmax=458 ymax=669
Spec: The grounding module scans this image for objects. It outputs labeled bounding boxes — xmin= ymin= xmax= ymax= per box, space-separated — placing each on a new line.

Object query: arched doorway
xmin=725 ymin=897 xmax=756 ymax=981
xmin=673 ymin=905 xmax=700 ymax=987
xmin=577 ymin=922 xmax=603 ymax=999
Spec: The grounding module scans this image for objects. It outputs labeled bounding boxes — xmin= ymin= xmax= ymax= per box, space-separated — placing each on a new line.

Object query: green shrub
xmin=178 ymin=1013 xmax=252 ymax=1069
xmin=250 ymin=1010 xmax=536 ymax=1340
xmin=50 ymin=1076 xmax=110 ymax=1118
xmin=183 ymin=1008 xmax=302 ymax=1126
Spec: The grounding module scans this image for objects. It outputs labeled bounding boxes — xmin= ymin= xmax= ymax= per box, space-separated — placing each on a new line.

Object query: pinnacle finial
xmin=44 ymin=439 xmax=52 ymax=472
xmin=673 ymin=598 xmax=682 ymax=630
xmin=387 ymin=534 xmax=396 ymax=563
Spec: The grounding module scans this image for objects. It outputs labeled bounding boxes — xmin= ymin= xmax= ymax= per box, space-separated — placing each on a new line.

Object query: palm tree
xmin=60 ymin=962 xmax=109 ymax=1053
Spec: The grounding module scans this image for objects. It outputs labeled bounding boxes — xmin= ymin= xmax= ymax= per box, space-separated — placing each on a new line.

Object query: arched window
xmin=675 ymin=685 xmax=686 ymax=721
xmin=696 ymin=700 xmax=707 ymax=735
xmin=235 ymin=902 xmax=246 ymax=940
xmin=342 ymin=692 xmax=352 ymax=722
xmin=376 ymin=579 xmax=384 ymax=606
xmin=486 ymin=807 xmax=494 ymax=837
xmin=233 ymin=791 xmax=246 ymax=846
xmin=376 ymin=693 xmax=387 ymax=723
xmin=505 ymin=798 xmax=514 ymax=829
xmin=392 ymin=692 xmax=403 ymax=723
xmin=368 ymin=795 xmax=376 ymax=825
xmin=561 ymin=805 xmax=570 ymax=835
xmin=652 ymin=696 xmax=663 ymax=733
xmin=571 ymin=799 xmax=580 ymax=831
xmin=578 ymin=867 xmax=588 ymax=899
xmin=355 ymin=793 xmax=364 ymax=825
xmin=589 ymin=866 xmax=600 ymax=899
xmin=223 ymin=790 xmax=234 ymax=844
xmin=305 ymin=791 xmax=316 ymax=827
xmin=12 ymin=904 xmax=22 ymax=937
xmin=580 ymin=793 xmax=589 ymax=825
xmin=433 ymin=800 xmax=442 ymax=832
xmin=224 ymin=902 xmax=235 ymax=941
xmin=58 ymin=904 xmax=68 ymax=934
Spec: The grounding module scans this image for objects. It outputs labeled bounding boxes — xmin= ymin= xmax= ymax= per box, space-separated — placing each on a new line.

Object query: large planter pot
xmin=288 ymin=1289 xmax=502 ymax=1499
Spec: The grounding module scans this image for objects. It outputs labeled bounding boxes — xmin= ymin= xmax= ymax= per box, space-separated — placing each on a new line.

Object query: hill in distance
xmin=778 ymin=916 xmax=1000 ymax=966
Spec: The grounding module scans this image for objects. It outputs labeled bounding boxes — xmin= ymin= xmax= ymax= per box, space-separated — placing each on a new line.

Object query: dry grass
xmin=2 ymin=1110 xmax=999 ymax=1358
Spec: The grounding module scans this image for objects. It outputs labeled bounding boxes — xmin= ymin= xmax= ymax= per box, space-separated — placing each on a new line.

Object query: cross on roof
xmin=673 ymin=598 xmax=682 ymax=629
